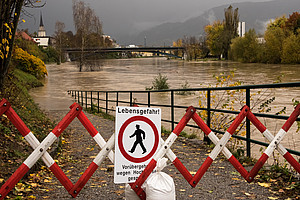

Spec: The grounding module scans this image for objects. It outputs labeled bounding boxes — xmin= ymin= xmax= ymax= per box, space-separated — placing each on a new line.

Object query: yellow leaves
xmin=13 ymin=47 xmax=48 ymax=78
xmin=268 ymin=197 xmax=278 ymax=200
xmin=189 ymin=171 xmax=196 ymax=175
xmin=43 ymin=179 xmax=52 ymax=183
xmin=28 ymin=195 xmax=37 ymax=200
xmin=258 ymin=182 xmax=271 ymax=188
xmin=22 ymin=19 xmax=26 ymax=23
xmin=0 ymin=178 xmax=4 ymax=183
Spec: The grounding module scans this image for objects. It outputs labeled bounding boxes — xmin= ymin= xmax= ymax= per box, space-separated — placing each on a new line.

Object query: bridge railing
xmin=68 ymin=82 xmax=300 ymax=158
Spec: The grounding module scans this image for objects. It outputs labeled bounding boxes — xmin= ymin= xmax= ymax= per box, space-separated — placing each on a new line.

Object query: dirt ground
xmin=30 ymin=110 xmax=293 ymax=200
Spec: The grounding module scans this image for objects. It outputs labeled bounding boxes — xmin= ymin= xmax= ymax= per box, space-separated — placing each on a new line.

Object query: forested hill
xmin=129 ymin=0 xmax=300 ymax=46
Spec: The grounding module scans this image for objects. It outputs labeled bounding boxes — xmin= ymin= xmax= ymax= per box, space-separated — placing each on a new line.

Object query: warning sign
xmin=114 ymin=106 xmax=161 ymax=183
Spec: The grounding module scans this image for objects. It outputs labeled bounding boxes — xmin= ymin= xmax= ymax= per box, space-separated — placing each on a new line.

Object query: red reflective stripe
xmin=192 ymin=113 xmax=211 ymax=135
xmin=173 ymin=106 xmax=195 ymax=136
xmin=228 ymin=155 xmax=248 ymax=179
xmin=190 ymin=157 xmax=213 ymax=187
xmin=77 ymin=111 xmax=98 ymax=137
xmin=282 ymin=104 xmax=300 ymax=132
xmin=52 ymin=104 xmax=81 ymax=137
xmin=70 ymin=162 xmax=99 ymax=197
xmin=227 ymin=106 xmax=249 ymax=135
xmin=247 ymin=111 xmax=267 ymax=133
xmin=173 ymin=157 xmax=193 ymax=182
xmin=283 ymin=152 xmax=300 ymax=173
xmin=6 ymin=107 xmax=30 ymax=137
xmin=0 ymin=99 xmax=10 ymax=116
xmin=247 ymin=153 xmax=268 ymax=183
xmin=132 ymin=159 xmax=157 ymax=196
xmin=0 ymin=163 xmax=29 ymax=199
xmin=129 ymin=183 xmax=146 ymax=200
xmin=49 ymin=163 xmax=74 ymax=192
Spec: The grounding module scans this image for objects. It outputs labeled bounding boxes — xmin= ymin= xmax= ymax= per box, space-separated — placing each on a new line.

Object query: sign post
xmin=114 ymin=106 xmax=161 ymax=184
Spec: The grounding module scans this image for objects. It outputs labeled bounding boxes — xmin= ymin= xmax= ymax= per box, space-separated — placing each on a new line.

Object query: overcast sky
xmin=20 ymin=0 xmax=273 ymax=42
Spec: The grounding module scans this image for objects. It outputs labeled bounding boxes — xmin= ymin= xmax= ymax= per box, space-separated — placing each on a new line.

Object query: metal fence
xmin=68 ymin=82 xmax=300 ymax=158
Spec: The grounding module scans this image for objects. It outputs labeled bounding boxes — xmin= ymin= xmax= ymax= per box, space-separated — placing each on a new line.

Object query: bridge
xmin=63 ymin=46 xmax=185 ymax=59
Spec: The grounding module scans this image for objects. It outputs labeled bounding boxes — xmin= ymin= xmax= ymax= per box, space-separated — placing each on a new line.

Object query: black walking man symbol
xmin=129 ymin=124 xmax=147 ymax=154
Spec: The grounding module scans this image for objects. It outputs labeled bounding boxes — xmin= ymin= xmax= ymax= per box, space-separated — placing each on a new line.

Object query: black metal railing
xmin=68 ymin=82 xmax=300 ymax=158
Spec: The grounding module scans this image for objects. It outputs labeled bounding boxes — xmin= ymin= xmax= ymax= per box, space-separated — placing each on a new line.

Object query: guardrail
xmin=68 ymin=82 xmax=300 ymax=158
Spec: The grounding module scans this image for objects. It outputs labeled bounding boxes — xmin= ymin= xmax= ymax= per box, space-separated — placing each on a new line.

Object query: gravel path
xmin=32 ymin=110 xmax=281 ymax=200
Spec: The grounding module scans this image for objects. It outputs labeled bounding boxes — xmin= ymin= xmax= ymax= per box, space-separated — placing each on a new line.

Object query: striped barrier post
xmin=0 ymin=99 xmax=81 ymax=199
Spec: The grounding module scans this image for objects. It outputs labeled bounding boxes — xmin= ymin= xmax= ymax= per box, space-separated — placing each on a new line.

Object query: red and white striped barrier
xmin=0 ymin=99 xmax=81 ymax=199
xmin=1 ymin=98 xmax=299 ymax=199
xmin=132 ymin=104 xmax=300 ymax=198
xmin=0 ymin=99 xmax=117 ymax=199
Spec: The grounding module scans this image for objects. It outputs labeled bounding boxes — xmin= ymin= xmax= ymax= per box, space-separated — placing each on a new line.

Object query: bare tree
xmin=54 ymin=21 xmax=65 ymax=64
xmin=72 ymin=0 xmax=103 ymax=72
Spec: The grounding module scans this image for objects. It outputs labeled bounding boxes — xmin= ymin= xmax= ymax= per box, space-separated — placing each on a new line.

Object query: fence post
xmin=81 ymin=91 xmax=83 ymax=106
xmin=204 ymin=89 xmax=211 ymax=144
xmin=74 ymin=91 xmax=77 ymax=101
xmin=246 ymin=88 xmax=251 ymax=157
xmin=91 ymin=91 xmax=93 ymax=111
xmin=116 ymin=92 xmax=119 ymax=107
xmin=97 ymin=92 xmax=100 ymax=113
xmin=85 ymin=91 xmax=88 ymax=109
xmin=171 ymin=90 xmax=174 ymax=131
xmin=130 ymin=92 xmax=133 ymax=106
xmin=106 ymin=92 xmax=108 ymax=114
xmin=147 ymin=91 xmax=150 ymax=107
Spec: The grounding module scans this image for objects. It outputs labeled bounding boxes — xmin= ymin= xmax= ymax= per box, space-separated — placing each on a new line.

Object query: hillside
xmin=129 ymin=0 xmax=300 ymax=46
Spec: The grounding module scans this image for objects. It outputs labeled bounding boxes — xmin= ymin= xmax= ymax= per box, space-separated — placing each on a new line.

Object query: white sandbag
xmin=125 ymin=183 xmax=140 ymax=200
xmin=145 ymin=158 xmax=175 ymax=200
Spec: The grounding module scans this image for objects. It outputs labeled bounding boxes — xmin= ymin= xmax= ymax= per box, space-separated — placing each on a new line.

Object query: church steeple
xmin=39 ymin=11 xmax=44 ymax=27
xmin=38 ymin=11 xmax=46 ymax=37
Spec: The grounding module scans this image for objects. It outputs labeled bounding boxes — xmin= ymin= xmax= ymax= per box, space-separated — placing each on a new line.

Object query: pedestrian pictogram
xmin=129 ymin=124 xmax=147 ymax=154
xmin=114 ymin=106 xmax=161 ymax=184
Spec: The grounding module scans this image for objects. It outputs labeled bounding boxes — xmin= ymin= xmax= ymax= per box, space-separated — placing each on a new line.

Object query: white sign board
xmin=114 ymin=106 xmax=161 ymax=184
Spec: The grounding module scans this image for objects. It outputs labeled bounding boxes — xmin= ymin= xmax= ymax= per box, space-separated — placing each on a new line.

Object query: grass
xmin=0 ymin=68 xmax=55 ymax=198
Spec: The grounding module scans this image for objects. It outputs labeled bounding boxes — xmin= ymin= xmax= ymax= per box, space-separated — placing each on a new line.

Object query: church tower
xmin=38 ymin=11 xmax=46 ymax=37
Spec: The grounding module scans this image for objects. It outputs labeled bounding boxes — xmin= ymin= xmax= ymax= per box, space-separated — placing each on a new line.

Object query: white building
xmin=33 ymin=12 xmax=52 ymax=47
xmin=237 ymin=22 xmax=246 ymax=37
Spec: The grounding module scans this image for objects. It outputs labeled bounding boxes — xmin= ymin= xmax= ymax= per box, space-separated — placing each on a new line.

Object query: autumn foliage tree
xmin=0 ymin=0 xmax=44 ymax=90
xmin=204 ymin=5 xmax=239 ymax=59
xmin=230 ymin=12 xmax=300 ymax=64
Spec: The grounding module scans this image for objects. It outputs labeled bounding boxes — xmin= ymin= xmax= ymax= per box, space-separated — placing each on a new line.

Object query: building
xmin=237 ymin=22 xmax=246 ymax=37
xmin=33 ymin=12 xmax=53 ymax=47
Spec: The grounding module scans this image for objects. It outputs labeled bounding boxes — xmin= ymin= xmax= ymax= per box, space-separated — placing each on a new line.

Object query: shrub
xmin=13 ymin=47 xmax=48 ymax=79
xmin=146 ymin=73 xmax=169 ymax=90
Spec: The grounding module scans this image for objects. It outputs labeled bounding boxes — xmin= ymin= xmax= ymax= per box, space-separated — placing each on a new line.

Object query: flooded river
xmin=30 ymin=57 xmax=300 ymax=161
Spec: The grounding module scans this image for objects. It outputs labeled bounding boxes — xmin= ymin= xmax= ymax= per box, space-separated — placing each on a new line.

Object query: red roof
xmin=16 ymin=31 xmax=34 ymax=41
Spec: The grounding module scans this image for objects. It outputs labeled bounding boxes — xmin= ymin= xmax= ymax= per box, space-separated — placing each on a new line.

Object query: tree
xmin=54 ymin=21 xmax=65 ymax=64
xmin=264 ymin=26 xmax=285 ymax=64
xmin=205 ymin=21 xmax=224 ymax=58
xmin=222 ymin=5 xmax=239 ymax=59
xmin=72 ymin=0 xmax=103 ymax=72
xmin=230 ymin=29 xmax=261 ymax=63
xmin=0 ymin=0 xmax=44 ymax=89
xmin=281 ymin=32 xmax=300 ymax=64
xmin=285 ymin=12 xmax=300 ymax=35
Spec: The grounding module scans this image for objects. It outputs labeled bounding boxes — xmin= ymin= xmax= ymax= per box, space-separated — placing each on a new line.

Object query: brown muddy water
xmin=30 ymin=58 xmax=300 ymax=163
